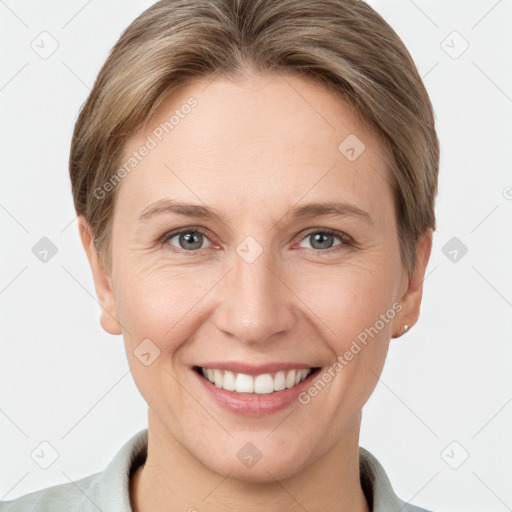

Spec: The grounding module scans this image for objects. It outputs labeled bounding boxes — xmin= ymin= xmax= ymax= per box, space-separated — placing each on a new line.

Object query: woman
xmin=0 ymin=0 xmax=438 ymax=510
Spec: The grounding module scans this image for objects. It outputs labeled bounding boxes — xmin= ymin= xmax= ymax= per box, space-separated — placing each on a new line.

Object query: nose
xmin=213 ymin=241 xmax=296 ymax=346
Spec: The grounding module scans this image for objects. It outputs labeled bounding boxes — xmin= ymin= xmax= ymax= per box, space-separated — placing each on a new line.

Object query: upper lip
xmin=194 ymin=362 xmax=319 ymax=375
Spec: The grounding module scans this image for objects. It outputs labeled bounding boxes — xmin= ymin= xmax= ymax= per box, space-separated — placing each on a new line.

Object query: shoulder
xmin=0 ymin=472 xmax=101 ymax=512
xmin=0 ymin=428 xmax=148 ymax=512
xmin=359 ymin=446 xmax=435 ymax=512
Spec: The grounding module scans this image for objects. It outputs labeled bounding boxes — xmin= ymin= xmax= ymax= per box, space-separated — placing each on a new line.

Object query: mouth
xmin=193 ymin=365 xmax=322 ymax=394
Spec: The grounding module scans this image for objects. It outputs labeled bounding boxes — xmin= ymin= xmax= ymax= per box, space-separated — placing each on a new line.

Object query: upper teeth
xmin=201 ymin=368 xmax=312 ymax=394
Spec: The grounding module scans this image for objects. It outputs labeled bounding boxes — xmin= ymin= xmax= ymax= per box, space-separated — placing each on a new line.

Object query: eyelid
xmin=159 ymin=226 xmax=355 ymax=254
xmin=159 ymin=226 xmax=214 ymax=250
xmin=298 ymin=227 xmax=354 ymax=244
xmin=294 ymin=227 xmax=355 ymax=254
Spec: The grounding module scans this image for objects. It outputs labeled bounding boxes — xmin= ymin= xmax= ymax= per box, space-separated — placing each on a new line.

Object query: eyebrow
xmin=137 ymin=198 xmax=373 ymax=226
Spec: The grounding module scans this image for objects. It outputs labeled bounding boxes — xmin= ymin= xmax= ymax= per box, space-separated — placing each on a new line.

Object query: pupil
xmin=312 ymin=233 xmax=333 ymax=249
xmin=181 ymin=232 xmax=202 ymax=250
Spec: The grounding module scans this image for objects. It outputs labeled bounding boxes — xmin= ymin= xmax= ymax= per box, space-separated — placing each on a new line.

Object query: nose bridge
xmin=215 ymin=234 xmax=294 ymax=344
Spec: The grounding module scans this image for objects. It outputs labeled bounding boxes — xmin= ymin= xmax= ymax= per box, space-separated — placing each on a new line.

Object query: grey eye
xmin=299 ymin=231 xmax=343 ymax=250
xmin=167 ymin=230 xmax=211 ymax=251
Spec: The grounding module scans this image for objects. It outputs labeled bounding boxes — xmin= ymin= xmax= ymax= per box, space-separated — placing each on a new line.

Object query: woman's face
xmin=81 ymin=72 xmax=430 ymax=481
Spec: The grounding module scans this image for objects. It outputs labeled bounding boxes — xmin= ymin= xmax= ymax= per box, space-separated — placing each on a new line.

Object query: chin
xmin=192 ymin=436 xmax=315 ymax=483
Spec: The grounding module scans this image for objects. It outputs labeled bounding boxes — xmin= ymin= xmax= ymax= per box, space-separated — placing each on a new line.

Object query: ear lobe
xmin=392 ymin=229 xmax=433 ymax=338
xmin=77 ymin=216 xmax=122 ymax=336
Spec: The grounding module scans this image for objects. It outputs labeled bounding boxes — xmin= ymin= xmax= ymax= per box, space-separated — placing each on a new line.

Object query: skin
xmin=78 ymin=72 xmax=432 ymax=512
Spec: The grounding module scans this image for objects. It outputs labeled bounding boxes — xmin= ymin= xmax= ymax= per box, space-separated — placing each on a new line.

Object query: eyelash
xmin=158 ymin=226 xmax=355 ymax=256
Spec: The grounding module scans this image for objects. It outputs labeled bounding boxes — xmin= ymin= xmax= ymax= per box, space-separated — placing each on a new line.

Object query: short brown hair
xmin=69 ymin=0 xmax=439 ymax=278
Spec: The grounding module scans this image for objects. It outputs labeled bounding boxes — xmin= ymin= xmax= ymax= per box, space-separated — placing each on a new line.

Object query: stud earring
xmin=400 ymin=325 xmax=409 ymax=337
xmin=395 ymin=324 xmax=409 ymax=338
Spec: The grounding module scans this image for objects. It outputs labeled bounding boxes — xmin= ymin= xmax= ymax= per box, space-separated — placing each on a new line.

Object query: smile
xmin=196 ymin=366 xmax=317 ymax=394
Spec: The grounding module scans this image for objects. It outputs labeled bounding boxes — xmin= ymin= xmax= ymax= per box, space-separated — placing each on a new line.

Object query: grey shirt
xmin=0 ymin=428 xmax=432 ymax=511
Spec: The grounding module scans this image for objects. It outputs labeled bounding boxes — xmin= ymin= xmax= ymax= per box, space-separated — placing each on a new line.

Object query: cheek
xmin=301 ymin=271 xmax=395 ymax=416
xmin=115 ymin=264 xmax=216 ymax=351
xmin=299 ymin=261 xmax=398 ymax=341
xmin=298 ymin=261 xmax=398 ymax=407
xmin=115 ymin=268 xmax=204 ymax=408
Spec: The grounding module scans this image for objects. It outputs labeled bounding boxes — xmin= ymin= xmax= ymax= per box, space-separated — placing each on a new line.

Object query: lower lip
xmin=193 ymin=368 xmax=321 ymax=417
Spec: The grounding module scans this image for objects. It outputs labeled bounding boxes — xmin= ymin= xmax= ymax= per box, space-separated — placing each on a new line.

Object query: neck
xmin=130 ymin=409 xmax=370 ymax=512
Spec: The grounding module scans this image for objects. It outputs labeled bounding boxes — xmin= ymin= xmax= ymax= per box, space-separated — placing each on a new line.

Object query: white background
xmin=1 ymin=1 xmax=511 ymax=510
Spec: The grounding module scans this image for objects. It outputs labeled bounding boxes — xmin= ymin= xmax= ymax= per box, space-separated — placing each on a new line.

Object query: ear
xmin=392 ymin=228 xmax=433 ymax=338
xmin=77 ymin=215 xmax=122 ymax=336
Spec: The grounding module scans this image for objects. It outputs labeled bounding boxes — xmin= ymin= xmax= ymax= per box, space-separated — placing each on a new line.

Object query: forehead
xmin=114 ymin=73 xmax=393 ymax=224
